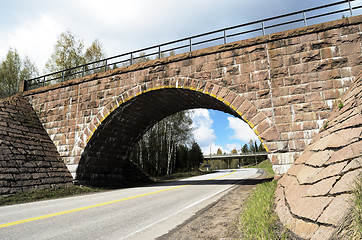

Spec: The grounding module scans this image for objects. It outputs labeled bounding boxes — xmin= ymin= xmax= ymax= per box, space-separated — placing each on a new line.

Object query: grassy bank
xmin=236 ymin=159 xmax=289 ymax=239
xmin=239 ymin=180 xmax=282 ymax=239
xmin=351 ymin=176 xmax=362 ymax=239
xmin=251 ymin=159 xmax=275 ymax=177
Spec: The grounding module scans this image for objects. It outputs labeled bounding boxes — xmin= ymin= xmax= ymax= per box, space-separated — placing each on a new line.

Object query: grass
xmin=236 ymin=160 xmax=290 ymax=239
xmin=238 ymin=180 xmax=287 ymax=240
xmin=255 ymin=159 xmax=275 ymax=176
xmin=0 ymin=185 xmax=103 ymax=206
xmin=351 ymin=176 xmax=362 ymax=239
xmin=246 ymin=159 xmax=275 ymax=178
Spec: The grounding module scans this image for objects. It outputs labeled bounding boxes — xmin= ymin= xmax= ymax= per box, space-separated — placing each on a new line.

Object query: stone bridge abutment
xmin=22 ymin=15 xmax=361 ymax=184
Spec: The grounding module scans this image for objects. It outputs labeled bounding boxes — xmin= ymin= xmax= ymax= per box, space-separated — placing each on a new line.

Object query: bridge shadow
xmin=148 ymin=177 xmax=274 ymax=188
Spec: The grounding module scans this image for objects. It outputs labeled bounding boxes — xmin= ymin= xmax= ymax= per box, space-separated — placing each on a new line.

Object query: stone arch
xmin=75 ymin=77 xmax=280 ymax=186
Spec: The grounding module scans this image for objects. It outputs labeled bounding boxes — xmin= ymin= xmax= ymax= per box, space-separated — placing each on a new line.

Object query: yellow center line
xmin=0 ymin=170 xmax=236 ymax=229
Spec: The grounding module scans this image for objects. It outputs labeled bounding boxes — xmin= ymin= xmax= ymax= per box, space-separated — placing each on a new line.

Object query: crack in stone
xmin=280 ymin=184 xmax=337 ymax=229
xmin=304 ymin=190 xmax=353 ymax=198
xmin=293 ymin=160 xmax=362 ymax=186
xmin=324 ymin=123 xmax=362 ymax=136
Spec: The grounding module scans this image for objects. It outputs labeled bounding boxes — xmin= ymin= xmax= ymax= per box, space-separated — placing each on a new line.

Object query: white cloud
xmin=0 ymin=15 xmax=64 ymax=69
xmin=227 ymin=117 xmax=259 ymax=143
xmin=0 ymin=0 xmax=343 ymax=72
xmin=205 ymin=143 xmax=226 ymax=156
xmin=190 ymin=109 xmax=216 ymax=153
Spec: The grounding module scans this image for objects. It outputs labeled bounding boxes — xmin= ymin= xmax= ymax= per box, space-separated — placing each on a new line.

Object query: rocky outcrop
xmin=275 ymin=71 xmax=362 ymax=239
xmin=0 ymin=95 xmax=73 ymax=196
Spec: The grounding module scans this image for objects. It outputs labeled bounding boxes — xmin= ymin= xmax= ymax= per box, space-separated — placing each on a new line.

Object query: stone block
xmin=259 ymin=126 xmax=280 ymax=141
xmin=330 ymin=169 xmax=361 ymax=195
xmin=310 ymin=226 xmax=335 ymax=240
xmin=317 ymin=194 xmax=352 ymax=226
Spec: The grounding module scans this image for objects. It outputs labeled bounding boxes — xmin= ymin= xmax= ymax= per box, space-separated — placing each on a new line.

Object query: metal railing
xmin=24 ymin=0 xmax=361 ymax=91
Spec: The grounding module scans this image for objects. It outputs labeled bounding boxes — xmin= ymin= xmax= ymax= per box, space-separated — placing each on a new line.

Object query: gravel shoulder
xmin=157 ymin=169 xmax=273 ymax=240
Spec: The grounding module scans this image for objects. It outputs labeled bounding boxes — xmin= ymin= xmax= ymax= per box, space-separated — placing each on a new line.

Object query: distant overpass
xmin=203 ymin=152 xmax=268 ymax=160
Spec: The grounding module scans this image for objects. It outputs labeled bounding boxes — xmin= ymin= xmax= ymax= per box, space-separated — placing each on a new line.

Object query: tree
xmin=241 ymin=143 xmax=249 ymax=153
xmin=84 ymin=39 xmax=106 ymax=74
xmin=129 ymin=110 xmax=195 ymax=176
xmin=188 ymin=141 xmax=204 ymax=169
xmin=45 ymin=31 xmax=105 ymax=79
xmin=216 ymin=148 xmax=223 ymax=155
xmin=258 ymin=142 xmax=266 ymax=152
xmin=248 ymin=139 xmax=258 ymax=153
xmin=231 ymin=148 xmax=238 ymax=154
xmin=0 ymin=48 xmax=38 ymax=98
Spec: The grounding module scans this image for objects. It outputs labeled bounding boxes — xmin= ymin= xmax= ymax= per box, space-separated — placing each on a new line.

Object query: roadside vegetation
xmin=248 ymin=158 xmax=275 ymax=177
xmin=235 ymin=159 xmax=289 ymax=239
xmin=351 ymin=176 xmax=362 ymax=239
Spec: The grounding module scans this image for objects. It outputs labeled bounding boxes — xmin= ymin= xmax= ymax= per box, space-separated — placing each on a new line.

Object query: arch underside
xmin=76 ymin=88 xmax=254 ymax=187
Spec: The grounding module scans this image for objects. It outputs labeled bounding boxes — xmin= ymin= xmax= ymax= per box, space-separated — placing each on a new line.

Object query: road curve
xmin=0 ymin=168 xmax=259 ymax=240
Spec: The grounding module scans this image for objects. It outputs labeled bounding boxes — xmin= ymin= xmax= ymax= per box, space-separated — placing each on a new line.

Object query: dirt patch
xmin=157 ymin=170 xmax=273 ymax=240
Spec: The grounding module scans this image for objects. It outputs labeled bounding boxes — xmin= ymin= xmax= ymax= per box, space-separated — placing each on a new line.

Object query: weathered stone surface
xmin=0 ymin=95 xmax=73 ymax=195
xmin=275 ymin=70 xmax=362 ymax=239
xmin=317 ymin=194 xmax=352 ymax=226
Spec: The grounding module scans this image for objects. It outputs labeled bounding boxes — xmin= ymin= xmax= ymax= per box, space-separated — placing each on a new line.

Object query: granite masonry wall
xmin=0 ymin=95 xmax=73 ymax=196
xmin=22 ymin=15 xmax=362 ymax=181
xmin=275 ymin=71 xmax=362 ymax=239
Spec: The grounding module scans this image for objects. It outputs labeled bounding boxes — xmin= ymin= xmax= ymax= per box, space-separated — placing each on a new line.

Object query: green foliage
xmin=241 ymin=143 xmax=249 ymax=153
xmin=338 ymin=101 xmax=344 ymax=110
xmin=129 ymin=110 xmax=201 ymax=177
xmin=240 ymin=180 xmax=286 ymax=240
xmin=45 ymin=31 xmax=105 ymax=79
xmin=0 ymin=48 xmax=38 ymax=98
xmin=351 ymin=176 xmax=362 ymax=239
xmin=216 ymin=148 xmax=223 ymax=155
xmin=253 ymin=159 xmax=275 ymax=176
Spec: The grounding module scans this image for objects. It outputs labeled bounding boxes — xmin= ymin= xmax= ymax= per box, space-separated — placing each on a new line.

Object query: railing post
xmin=348 ymin=0 xmax=353 ymax=16
xmin=158 ymin=46 xmax=161 ymax=59
xmin=104 ymin=60 xmax=108 ymax=71
xmin=43 ymin=76 xmax=46 ymax=87
xmin=223 ymin=30 xmax=227 ymax=44
xmin=62 ymin=71 xmax=65 ymax=82
xmin=130 ymin=53 xmax=133 ymax=65
xmin=19 ymin=80 xmax=26 ymax=92
xmin=82 ymin=65 xmax=85 ymax=77
xmin=261 ymin=21 xmax=265 ymax=36
xmin=303 ymin=11 xmax=307 ymax=26
xmin=189 ymin=38 xmax=192 ymax=52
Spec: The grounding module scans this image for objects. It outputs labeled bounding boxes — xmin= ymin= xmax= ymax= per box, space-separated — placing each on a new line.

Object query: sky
xmin=1 ymin=0 xmax=360 ymax=154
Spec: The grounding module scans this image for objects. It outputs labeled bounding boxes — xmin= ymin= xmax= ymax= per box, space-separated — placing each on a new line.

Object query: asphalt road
xmin=0 ymin=168 xmax=259 ymax=240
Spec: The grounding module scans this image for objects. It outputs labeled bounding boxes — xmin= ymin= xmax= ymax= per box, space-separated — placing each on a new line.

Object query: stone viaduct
xmin=21 ymin=15 xmax=361 ymax=186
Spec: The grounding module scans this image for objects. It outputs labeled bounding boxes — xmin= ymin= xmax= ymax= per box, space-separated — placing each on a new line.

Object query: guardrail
xmin=24 ymin=0 xmax=361 ymax=91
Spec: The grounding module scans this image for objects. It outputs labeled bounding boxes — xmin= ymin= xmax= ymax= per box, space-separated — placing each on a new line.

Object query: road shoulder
xmin=157 ymin=169 xmax=272 ymax=240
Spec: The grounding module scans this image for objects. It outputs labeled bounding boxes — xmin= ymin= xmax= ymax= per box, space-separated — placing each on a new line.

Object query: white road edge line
xmin=121 ymin=169 xmax=258 ymax=240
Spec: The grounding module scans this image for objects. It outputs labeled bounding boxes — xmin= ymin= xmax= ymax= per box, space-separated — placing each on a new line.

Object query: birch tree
xmin=0 ymin=48 xmax=38 ymax=98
